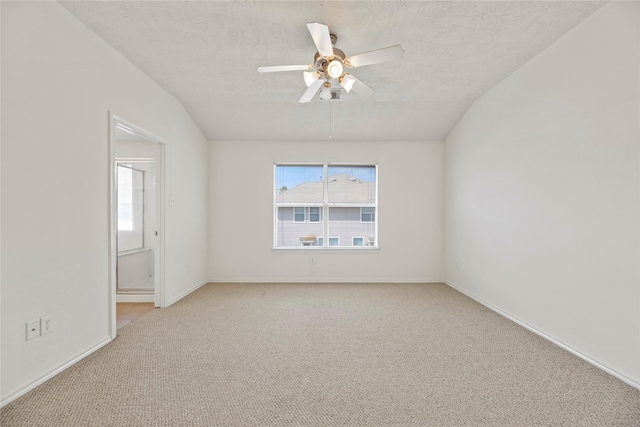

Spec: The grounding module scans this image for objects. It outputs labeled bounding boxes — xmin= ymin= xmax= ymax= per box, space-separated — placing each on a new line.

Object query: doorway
xmin=109 ymin=114 xmax=165 ymax=337
xmin=116 ymin=160 xmax=155 ymax=297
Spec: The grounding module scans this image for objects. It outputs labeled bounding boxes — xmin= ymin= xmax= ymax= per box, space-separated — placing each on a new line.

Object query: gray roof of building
xmin=276 ymin=174 xmax=375 ymax=204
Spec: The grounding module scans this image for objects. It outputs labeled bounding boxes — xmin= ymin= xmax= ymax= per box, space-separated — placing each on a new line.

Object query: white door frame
xmin=108 ymin=112 xmax=166 ymax=338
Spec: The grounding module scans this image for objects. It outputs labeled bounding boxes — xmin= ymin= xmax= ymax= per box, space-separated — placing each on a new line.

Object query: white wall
xmin=209 ymin=140 xmax=443 ymax=282
xmin=444 ymin=1 xmax=639 ymax=386
xmin=117 ymin=250 xmax=154 ymax=290
xmin=1 ymin=1 xmax=209 ymax=405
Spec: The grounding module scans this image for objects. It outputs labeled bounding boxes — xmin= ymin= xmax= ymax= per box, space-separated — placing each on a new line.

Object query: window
xmin=274 ymin=164 xmax=377 ymax=248
xmin=117 ymin=165 xmax=144 ymax=253
xmin=361 ymin=207 xmax=375 ymax=223
xmin=309 ymin=207 xmax=321 ymax=222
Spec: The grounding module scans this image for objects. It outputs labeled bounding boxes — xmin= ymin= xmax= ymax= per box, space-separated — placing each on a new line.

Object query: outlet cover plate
xmin=41 ymin=315 xmax=53 ymax=335
xmin=26 ymin=320 xmax=40 ymax=340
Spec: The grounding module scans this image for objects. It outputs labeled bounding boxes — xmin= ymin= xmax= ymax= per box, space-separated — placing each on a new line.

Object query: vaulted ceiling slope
xmin=60 ymin=1 xmax=605 ymax=142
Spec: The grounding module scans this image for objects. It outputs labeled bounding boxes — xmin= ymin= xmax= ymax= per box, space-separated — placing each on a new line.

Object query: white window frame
xmin=274 ymin=163 xmax=378 ymax=249
xmin=352 ymin=237 xmax=365 ymax=247
xmin=328 ymin=237 xmax=340 ymax=247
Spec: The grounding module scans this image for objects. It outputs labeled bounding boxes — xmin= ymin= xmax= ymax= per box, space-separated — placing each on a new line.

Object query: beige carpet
xmin=2 ymin=282 xmax=639 ymax=426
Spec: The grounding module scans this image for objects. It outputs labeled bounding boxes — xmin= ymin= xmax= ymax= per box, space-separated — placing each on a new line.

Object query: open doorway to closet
xmin=109 ymin=114 xmax=165 ymax=337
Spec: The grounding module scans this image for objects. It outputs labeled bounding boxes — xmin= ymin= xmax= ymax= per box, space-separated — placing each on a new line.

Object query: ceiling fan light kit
xmin=303 ymin=70 xmax=320 ymax=87
xmin=257 ymin=22 xmax=404 ymax=103
xmin=339 ymin=74 xmax=355 ymax=93
xmin=327 ymin=60 xmax=343 ymax=79
xmin=320 ymin=83 xmax=333 ymax=100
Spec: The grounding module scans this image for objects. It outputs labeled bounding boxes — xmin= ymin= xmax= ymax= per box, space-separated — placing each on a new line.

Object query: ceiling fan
xmin=257 ymin=22 xmax=404 ymax=103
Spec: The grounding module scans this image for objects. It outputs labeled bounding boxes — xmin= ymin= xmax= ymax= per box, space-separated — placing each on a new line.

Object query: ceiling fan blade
xmin=351 ymin=76 xmax=375 ymax=99
xmin=298 ymin=79 xmax=324 ymax=103
xmin=257 ymin=65 xmax=310 ymax=73
xmin=306 ymin=22 xmax=334 ymax=57
xmin=346 ymin=44 xmax=404 ymax=68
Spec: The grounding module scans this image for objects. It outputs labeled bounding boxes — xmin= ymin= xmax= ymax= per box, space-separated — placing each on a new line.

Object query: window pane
xmin=327 ymin=166 xmax=375 ymax=204
xmin=309 ymin=207 xmax=320 ymax=222
xmin=329 ymin=237 xmax=339 ymax=246
xmin=353 ymin=237 xmax=364 ymax=246
xmin=276 ymin=165 xmax=324 ymax=204
xmin=118 ymin=166 xmax=133 ymax=231
xmin=117 ymin=165 xmax=144 ymax=252
xmin=275 ymin=166 xmax=324 ymax=247
xmin=328 ymin=206 xmax=373 ymax=247
xmin=326 ymin=166 xmax=376 ymax=247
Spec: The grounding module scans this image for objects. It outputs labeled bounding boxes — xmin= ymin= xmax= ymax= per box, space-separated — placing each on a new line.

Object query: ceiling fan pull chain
xmin=329 ymin=101 xmax=332 ymax=139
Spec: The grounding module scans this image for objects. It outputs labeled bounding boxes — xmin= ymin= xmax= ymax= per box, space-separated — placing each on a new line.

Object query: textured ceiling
xmin=60 ymin=1 xmax=605 ymax=142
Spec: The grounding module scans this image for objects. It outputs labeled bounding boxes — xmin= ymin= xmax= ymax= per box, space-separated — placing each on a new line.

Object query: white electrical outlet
xmin=41 ymin=315 xmax=53 ymax=335
xmin=309 ymin=257 xmax=316 ymax=265
xmin=26 ymin=320 xmax=40 ymax=340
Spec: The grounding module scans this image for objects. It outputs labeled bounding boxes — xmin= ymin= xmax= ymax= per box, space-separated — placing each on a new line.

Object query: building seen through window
xmin=274 ymin=164 xmax=377 ymax=248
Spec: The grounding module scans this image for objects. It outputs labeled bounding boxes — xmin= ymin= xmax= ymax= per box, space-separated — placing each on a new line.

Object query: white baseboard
xmin=444 ymin=280 xmax=640 ymax=391
xmin=2 ymin=280 xmax=206 ymax=407
xmin=207 ymin=278 xmax=445 ymax=284
xmin=1 ymin=337 xmax=112 ymax=408
xmin=117 ymin=277 xmax=153 ymax=290
xmin=116 ymin=293 xmax=154 ymax=303
xmin=165 ymin=280 xmax=208 ymax=307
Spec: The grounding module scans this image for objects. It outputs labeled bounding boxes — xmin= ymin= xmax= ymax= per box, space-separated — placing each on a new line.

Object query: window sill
xmin=272 ymin=247 xmax=380 ymax=254
xmin=118 ymin=248 xmax=151 ymax=256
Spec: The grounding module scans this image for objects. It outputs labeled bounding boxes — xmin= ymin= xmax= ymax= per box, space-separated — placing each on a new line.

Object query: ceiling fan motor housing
xmin=314 ymin=47 xmax=346 ymax=75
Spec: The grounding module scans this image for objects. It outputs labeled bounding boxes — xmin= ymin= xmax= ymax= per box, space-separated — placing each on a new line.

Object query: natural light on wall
xmin=274 ymin=164 xmax=377 ymax=248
